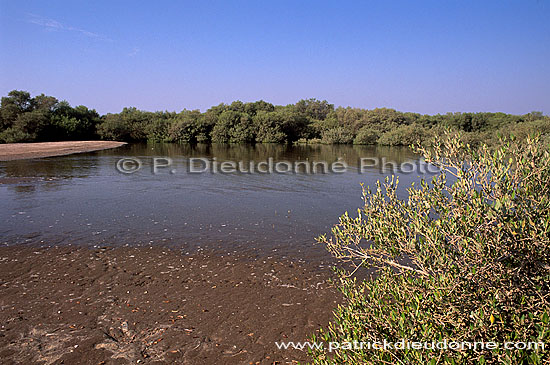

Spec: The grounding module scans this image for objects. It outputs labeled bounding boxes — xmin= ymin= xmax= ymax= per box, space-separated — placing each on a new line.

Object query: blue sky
xmin=0 ymin=0 xmax=548 ymax=115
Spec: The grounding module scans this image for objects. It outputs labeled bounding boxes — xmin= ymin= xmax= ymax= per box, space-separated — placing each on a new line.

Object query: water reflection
xmin=0 ymin=154 xmax=100 ymax=196
xmin=0 ymin=155 xmax=98 ymax=178
xmin=122 ymin=143 xmax=419 ymax=167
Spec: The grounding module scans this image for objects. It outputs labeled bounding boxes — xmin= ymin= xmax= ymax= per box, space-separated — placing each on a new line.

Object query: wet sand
xmin=0 ymin=246 xmax=341 ymax=364
xmin=0 ymin=141 xmax=126 ymax=161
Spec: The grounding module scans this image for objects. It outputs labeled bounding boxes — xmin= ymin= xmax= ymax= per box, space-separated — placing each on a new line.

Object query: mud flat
xmin=0 ymin=141 xmax=126 ymax=161
xmin=0 ymin=245 xmax=341 ymax=364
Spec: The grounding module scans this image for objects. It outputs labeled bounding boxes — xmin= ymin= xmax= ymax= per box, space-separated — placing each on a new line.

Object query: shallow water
xmin=0 ymin=143 xmax=435 ymax=259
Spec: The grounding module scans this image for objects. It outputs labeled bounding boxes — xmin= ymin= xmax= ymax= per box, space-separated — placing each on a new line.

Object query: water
xmin=0 ymin=143 xmax=433 ymax=260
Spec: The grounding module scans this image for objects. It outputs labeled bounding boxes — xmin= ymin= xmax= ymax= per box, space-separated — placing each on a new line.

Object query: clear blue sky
xmin=0 ymin=0 xmax=548 ymax=115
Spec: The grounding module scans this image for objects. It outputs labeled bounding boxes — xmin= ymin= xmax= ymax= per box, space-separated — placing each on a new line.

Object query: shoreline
xmin=0 ymin=141 xmax=126 ymax=161
xmin=0 ymin=245 xmax=341 ymax=364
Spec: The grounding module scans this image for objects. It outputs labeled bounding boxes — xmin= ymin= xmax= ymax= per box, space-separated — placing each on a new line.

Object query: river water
xmin=0 ymin=143 xmax=436 ymax=260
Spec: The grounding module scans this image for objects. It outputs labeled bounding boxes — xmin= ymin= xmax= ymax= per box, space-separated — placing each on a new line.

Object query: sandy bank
xmin=0 ymin=141 xmax=126 ymax=161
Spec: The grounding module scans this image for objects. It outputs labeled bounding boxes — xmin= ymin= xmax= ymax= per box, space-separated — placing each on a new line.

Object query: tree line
xmin=1 ymin=90 xmax=548 ymax=146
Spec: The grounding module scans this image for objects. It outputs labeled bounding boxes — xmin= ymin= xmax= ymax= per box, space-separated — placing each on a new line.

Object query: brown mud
xmin=0 ymin=245 xmax=341 ymax=364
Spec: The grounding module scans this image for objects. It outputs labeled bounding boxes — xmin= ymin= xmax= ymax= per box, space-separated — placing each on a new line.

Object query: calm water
xmin=0 ymin=143 xmax=433 ymax=260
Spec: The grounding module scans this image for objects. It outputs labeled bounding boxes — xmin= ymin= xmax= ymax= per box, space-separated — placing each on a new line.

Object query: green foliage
xmin=49 ymin=105 xmax=101 ymax=140
xmin=253 ymin=111 xmax=287 ymax=143
xmin=168 ymin=110 xmax=210 ymax=143
xmin=97 ymin=107 xmax=155 ymax=141
xmin=501 ymin=119 xmax=550 ymax=142
xmin=0 ymin=90 xmax=33 ymax=126
xmin=331 ymin=107 xmax=368 ymax=132
xmin=460 ymin=130 xmax=495 ymax=148
xmin=353 ymin=126 xmax=380 ymax=145
xmin=313 ymin=133 xmax=550 ymax=364
xmin=1 ymin=90 xmax=548 ymax=146
xmin=0 ymin=127 xmax=33 ymax=143
xmin=244 ymin=100 xmax=275 ymax=115
xmin=321 ymin=127 xmax=354 ymax=144
xmin=144 ymin=112 xmax=175 ymax=142
xmin=283 ymin=111 xmax=312 ymax=141
xmin=295 ymin=137 xmax=323 ymax=144
xmin=295 ymin=98 xmax=334 ymax=120
xmin=0 ymin=90 xmax=100 ymax=143
xmin=361 ymin=107 xmax=409 ymax=128
xmin=97 ymin=110 xmax=133 ymax=141
xmin=211 ymin=110 xmax=255 ymax=143
xmin=310 ymin=116 xmax=340 ymax=136
xmin=12 ymin=110 xmax=49 ymax=140
xmin=377 ymin=123 xmax=429 ymax=146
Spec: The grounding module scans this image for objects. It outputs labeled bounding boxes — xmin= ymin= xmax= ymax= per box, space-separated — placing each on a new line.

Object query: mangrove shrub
xmin=313 ymin=133 xmax=550 ymax=364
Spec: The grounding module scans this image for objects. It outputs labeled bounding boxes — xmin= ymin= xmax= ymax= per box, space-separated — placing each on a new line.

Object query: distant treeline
xmin=1 ymin=90 xmax=549 ymax=146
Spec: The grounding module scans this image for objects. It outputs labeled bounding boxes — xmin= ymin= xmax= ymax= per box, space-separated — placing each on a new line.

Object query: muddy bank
xmin=0 ymin=141 xmax=126 ymax=161
xmin=0 ymin=245 xmax=341 ymax=364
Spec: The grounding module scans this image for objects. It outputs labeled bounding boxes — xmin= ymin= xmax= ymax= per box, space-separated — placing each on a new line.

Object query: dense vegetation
xmin=313 ymin=134 xmax=549 ymax=364
xmin=1 ymin=90 xmax=549 ymax=146
xmin=0 ymin=90 xmax=100 ymax=143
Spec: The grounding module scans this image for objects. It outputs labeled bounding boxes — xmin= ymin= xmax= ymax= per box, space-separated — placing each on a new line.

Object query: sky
xmin=0 ymin=0 xmax=549 ymax=115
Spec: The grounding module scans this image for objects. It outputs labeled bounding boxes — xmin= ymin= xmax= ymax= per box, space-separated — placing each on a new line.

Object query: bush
xmin=12 ymin=110 xmax=49 ymax=139
xmin=279 ymin=109 xmax=312 ymax=142
xmin=378 ymin=124 xmax=429 ymax=146
xmin=211 ymin=110 xmax=255 ymax=143
xmin=321 ymin=127 xmax=354 ymax=144
xmin=97 ymin=107 xmax=152 ymax=141
xmin=143 ymin=115 xmax=171 ymax=142
xmin=253 ymin=111 xmax=287 ymax=143
xmin=0 ymin=91 xmax=103 ymax=142
xmin=295 ymin=98 xmax=334 ymax=120
xmin=313 ymin=133 xmax=550 ymax=364
xmin=294 ymin=138 xmax=322 ymax=144
xmin=353 ymin=126 xmax=380 ymax=145
xmin=97 ymin=113 xmax=133 ymax=141
xmin=460 ymin=130 xmax=495 ymax=148
xmin=167 ymin=110 xmax=209 ymax=143
xmin=359 ymin=107 xmax=408 ymax=130
xmin=47 ymin=104 xmax=100 ymax=141
xmin=503 ymin=119 xmax=550 ymax=142
xmin=0 ymin=127 xmax=33 ymax=143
